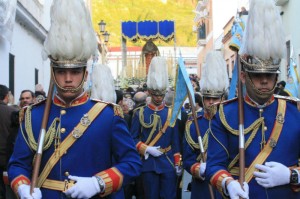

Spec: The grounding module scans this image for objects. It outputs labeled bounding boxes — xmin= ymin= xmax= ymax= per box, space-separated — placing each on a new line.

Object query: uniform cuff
xmin=96 ymin=167 xmax=123 ymax=197
xmin=173 ymin=153 xmax=181 ymax=166
xmin=136 ymin=141 xmax=148 ymax=155
xmin=11 ymin=175 xmax=30 ymax=194
xmin=210 ymin=170 xmax=232 ymax=194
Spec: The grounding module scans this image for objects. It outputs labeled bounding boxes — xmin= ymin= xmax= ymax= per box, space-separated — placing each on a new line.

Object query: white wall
xmin=0 ymin=38 xmax=10 ymax=85
xmin=278 ymin=1 xmax=300 ymax=85
xmin=10 ymin=22 xmax=50 ymax=100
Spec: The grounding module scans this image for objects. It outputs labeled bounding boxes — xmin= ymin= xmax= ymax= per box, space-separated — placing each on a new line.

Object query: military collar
xmin=54 ymin=92 xmax=89 ymax=107
xmin=148 ymin=102 xmax=165 ymax=111
xmin=244 ymin=95 xmax=275 ymax=108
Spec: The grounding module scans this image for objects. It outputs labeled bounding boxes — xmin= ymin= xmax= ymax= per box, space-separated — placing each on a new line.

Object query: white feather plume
xmin=42 ymin=0 xmax=97 ymax=61
xmin=239 ymin=0 xmax=285 ymax=59
xmin=147 ymin=57 xmax=169 ymax=90
xmin=200 ymin=51 xmax=229 ymax=93
xmin=90 ymin=63 xmax=116 ymax=103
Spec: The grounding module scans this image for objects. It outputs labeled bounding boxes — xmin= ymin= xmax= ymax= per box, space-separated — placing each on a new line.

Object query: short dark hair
xmin=277 ymin=80 xmax=286 ymax=87
xmin=195 ymin=92 xmax=203 ymax=107
xmin=115 ymin=90 xmax=124 ymax=104
xmin=19 ymin=90 xmax=34 ymax=100
xmin=0 ymin=84 xmax=9 ymax=100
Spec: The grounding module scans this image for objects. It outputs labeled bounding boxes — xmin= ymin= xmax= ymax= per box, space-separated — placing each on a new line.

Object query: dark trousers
xmin=0 ymin=169 xmax=5 ymax=199
xmin=142 ymin=171 xmax=177 ymax=199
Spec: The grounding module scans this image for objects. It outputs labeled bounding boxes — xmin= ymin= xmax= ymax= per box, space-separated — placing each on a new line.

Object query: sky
xmin=213 ymin=0 xmax=249 ymax=38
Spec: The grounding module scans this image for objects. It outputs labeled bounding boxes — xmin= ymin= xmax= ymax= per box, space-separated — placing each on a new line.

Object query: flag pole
xmin=30 ymin=78 xmax=54 ymax=194
xmin=237 ymin=54 xmax=245 ymax=185
xmin=187 ymin=87 xmax=215 ymax=199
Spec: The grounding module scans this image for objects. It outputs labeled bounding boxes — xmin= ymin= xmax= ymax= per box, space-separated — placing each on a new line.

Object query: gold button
xmin=61 ymin=110 xmax=66 ymax=115
xmin=264 ymin=126 xmax=267 ymax=131
xmin=61 ymin=128 xmax=66 ymax=133
xmin=64 ymin=172 xmax=70 ymax=176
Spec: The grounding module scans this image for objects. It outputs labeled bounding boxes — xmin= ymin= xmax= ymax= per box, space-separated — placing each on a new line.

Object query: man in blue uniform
xmin=131 ymin=57 xmax=181 ymax=199
xmin=183 ymin=51 xmax=229 ymax=199
xmin=206 ymin=0 xmax=300 ymax=198
xmin=8 ymin=0 xmax=141 ymax=198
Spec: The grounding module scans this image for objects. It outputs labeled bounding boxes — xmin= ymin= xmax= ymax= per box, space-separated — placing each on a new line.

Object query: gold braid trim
xmin=185 ymin=121 xmax=208 ymax=151
xmin=219 ymin=103 xmax=265 ymax=170
xmin=138 ymin=107 xmax=161 ymax=144
xmin=21 ymin=105 xmax=59 ymax=152
xmin=219 ymin=103 xmax=264 ymax=135
xmin=228 ymin=126 xmax=260 ymax=170
xmin=209 ymin=118 xmax=230 ymax=158
xmin=185 ymin=119 xmax=210 ymax=162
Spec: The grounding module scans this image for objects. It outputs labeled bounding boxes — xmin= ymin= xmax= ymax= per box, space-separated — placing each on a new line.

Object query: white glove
xmin=226 ymin=180 xmax=249 ymax=199
xmin=18 ymin=184 xmax=42 ymax=199
xmin=254 ymin=161 xmax=290 ymax=188
xmin=64 ymin=175 xmax=100 ymax=198
xmin=199 ymin=162 xmax=206 ymax=178
xmin=144 ymin=146 xmax=163 ymax=159
xmin=175 ymin=165 xmax=183 ymax=176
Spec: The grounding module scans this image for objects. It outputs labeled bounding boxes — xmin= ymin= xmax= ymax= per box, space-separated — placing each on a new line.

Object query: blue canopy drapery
xmin=122 ymin=20 xmax=175 ymax=42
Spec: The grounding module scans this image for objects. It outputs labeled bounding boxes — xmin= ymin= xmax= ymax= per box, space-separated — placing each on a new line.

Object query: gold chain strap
xmin=219 ymin=103 xmax=264 ymax=135
xmin=219 ymin=103 xmax=266 ymax=170
xmin=21 ymin=105 xmax=58 ymax=151
xmin=185 ymin=120 xmax=208 ymax=151
xmin=228 ymin=126 xmax=260 ymax=170
xmin=138 ymin=107 xmax=162 ymax=144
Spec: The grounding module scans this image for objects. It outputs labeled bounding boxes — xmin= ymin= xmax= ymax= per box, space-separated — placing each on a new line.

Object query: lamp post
xmin=97 ymin=20 xmax=110 ymax=64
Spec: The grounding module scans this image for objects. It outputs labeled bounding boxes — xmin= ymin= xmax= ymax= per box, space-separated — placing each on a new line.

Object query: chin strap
xmin=51 ymin=67 xmax=86 ymax=93
xmin=245 ymin=72 xmax=276 ymax=104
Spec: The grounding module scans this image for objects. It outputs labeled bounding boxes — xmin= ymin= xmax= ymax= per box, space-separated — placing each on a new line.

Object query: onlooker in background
xmin=164 ymin=90 xmax=175 ymax=107
xmin=18 ymin=90 xmax=35 ymax=108
xmin=194 ymin=92 xmax=203 ymax=112
xmin=274 ymin=80 xmax=290 ymax=96
xmin=0 ymin=85 xmax=19 ymax=199
xmin=34 ymin=84 xmax=46 ymax=103
xmin=184 ymin=102 xmax=191 ymax=114
xmin=133 ymin=91 xmax=147 ymax=109
xmin=125 ymin=87 xmax=135 ymax=99
xmin=191 ymin=79 xmax=200 ymax=92
xmin=146 ymin=96 xmax=151 ymax=105
xmin=116 ymin=90 xmax=132 ymax=129
xmin=239 ymin=6 xmax=248 ymax=16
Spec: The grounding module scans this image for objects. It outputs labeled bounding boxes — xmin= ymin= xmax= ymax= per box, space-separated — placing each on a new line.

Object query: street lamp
xmin=98 ymin=20 xmax=106 ymax=33
xmin=97 ymin=20 xmax=110 ymax=64
xmin=102 ymin=31 xmax=110 ymax=43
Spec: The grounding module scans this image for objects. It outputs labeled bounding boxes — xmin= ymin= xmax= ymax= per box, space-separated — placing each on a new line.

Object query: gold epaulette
xmin=90 ymin=99 xmax=124 ymax=118
xmin=113 ymin=105 xmax=124 ymax=118
xmin=19 ymin=100 xmax=46 ymax=123
xmin=274 ymin=94 xmax=300 ymax=102
xmin=274 ymin=94 xmax=300 ymax=111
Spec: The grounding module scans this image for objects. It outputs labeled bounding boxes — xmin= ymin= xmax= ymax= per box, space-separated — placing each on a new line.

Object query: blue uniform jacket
xmin=206 ymin=96 xmax=300 ymax=199
xmin=131 ymin=103 xmax=180 ymax=173
xmin=8 ymin=93 xmax=142 ymax=199
xmin=183 ymin=110 xmax=220 ymax=199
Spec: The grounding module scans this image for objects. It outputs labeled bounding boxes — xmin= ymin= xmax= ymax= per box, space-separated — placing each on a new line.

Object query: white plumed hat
xmin=239 ymin=0 xmax=286 ymax=73
xmin=90 ymin=63 xmax=116 ymax=103
xmin=200 ymin=51 xmax=229 ymax=98
xmin=42 ymin=0 xmax=97 ymax=68
xmin=147 ymin=57 xmax=169 ymax=94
